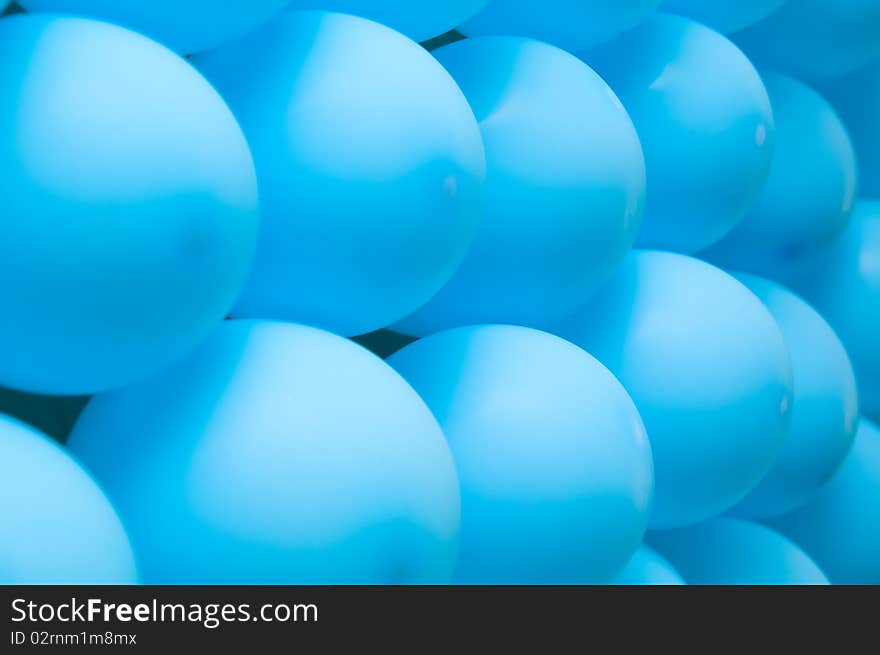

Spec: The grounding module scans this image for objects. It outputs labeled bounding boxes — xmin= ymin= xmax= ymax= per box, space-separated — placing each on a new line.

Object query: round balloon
xmin=195 ymin=12 xmax=485 ymax=337
xmin=286 ymin=1 xmax=489 ymax=42
xmin=818 ymin=59 xmax=880 ymax=198
xmin=660 ymin=0 xmax=786 ymax=33
xmin=0 ymin=415 xmax=137 ymax=584
xmin=388 ymin=325 xmax=654 ymax=584
xmin=733 ymin=0 xmax=880 ymax=81
xmin=731 ymin=274 xmax=859 ymax=519
xmin=460 ymin=0 xmax=660 ymax=52
xmin=0 ymin=386 xmax=88 ymax=443
xmin=648 ymin=518 xmax=829 ymax=584
xmin=19 ymin=0 xmax=289 ymax=53
xmin=611 ymin=546 xmax=685 ymax=585
xmin=704 ymin=74 xmax=858 ymax=275
xmin=0 ymin=16 xmax=258 ymax=395
xmin=68 ymin=321 xmax=461 ymax=584
xmin=580 ymin=14 xmax=774 ymax=253
xmin=769 ymin=419 xmax=880 ymax=584
xmin=553 ymin=251 xmax=793 ymax=528
xmin=395 ymin=37 xmax=645 ymax=335
xmin=780 ymin=202 xmax=880 ymax=422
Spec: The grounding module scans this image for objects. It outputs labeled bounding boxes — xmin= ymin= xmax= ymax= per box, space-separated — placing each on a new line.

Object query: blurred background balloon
xmin=660 ymin=0 xmax=786 ymax=33
xmin=389 ymin=325 xmax=654 ymax=584
xmin=730 ymin=274 xmax=859 ymax=519
xmin=0 ymin=387 xmax=88 ymax=443
xmin=648 ymin=518 xmax=829 ymax=584
xmin=196 ymin=12 xmax=485 ymax=337
xmin=18 ymin=0 xmax=290 ymax=53
xmin=733 ymin=0 xmax=880 ymax=81
xmin=553 ymin=251 xmax=793 ymax=529
xmin=286 ymin=1 xmax=489 ymax=42
xmin=460 ymin=0 xmax=660 ymax=52
xmin=0 ymin=16 xmax=258 ymax=395
xmin=611 ymin=546 xmax=685 ymax=585
xmin=580 ymin=14 xmax=774 ymax=253
xmin=395 ymin=37 xmax=645 ymax=335
xmin=769 ymin=419 xmax=880 ymax=584
xmin=704 ymin=74 xmax=858 ymax=275
xmin=0 ymin=414 xmax=137 ymax=584
xmin=818 ymin=59 xmax=880 ymax=198
xmin=69 ymin=321 xmax=461 ymax=584
xmin=778 ymin=201 xmax=880 ymax=423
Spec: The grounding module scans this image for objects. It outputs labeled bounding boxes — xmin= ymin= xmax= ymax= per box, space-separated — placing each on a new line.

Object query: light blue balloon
xmin=731 ymin=275 xmax=859 ymax=519
xmin=769 ymin=419 xmax=880 ymax=584
xmin=68 ymin=321 xmax=461 ymax=584
xmin=648 ymin=518 xmax=829 ymax=584
xmin=0 ymin=414 xmax=137 ymax=584
xmin=389 ymin=325 xmax=654 ymax=584
xmin=818 ymin=59 xmax=880 ymax=198
xmin=704 ymin=74 xmax=858 ymax=275
xmin=0 ymin=16 xmax=258 ymax=395
xmin=553 ymin=251 xmax=793 ymax=528
xmin=395 ymin=37 xmax=645 ymax=335
xmin=779 ymin=202 xmax=880 ymax=423
xmin=580 ymin=14 xmax=774 ymax=254
xmin=611 ymin=546 xmax=685 ymax=585
xmin=19 ymin=0 xmax=290 ymax=53
xmin=195 ymin=12 xmax=485 ymax=337
xmin=460 ymin=0 xmax=660 ymax=52
xmin=285 ymin=1 xmax=489 ymax=42
xmin=660 ymin=0 xmax=786 ymax=33
xmin=733 ymin=0 xmax=880 ymax=81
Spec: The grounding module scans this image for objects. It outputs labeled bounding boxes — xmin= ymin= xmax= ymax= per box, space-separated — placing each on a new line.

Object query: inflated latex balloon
xmin=460 ymin=0 xmax=660 ymax=52
xmin=660 ymin=0 xmax=786 ymax=33
xmin=780 ymin=202 xmax=880 ymax=422
xmin=286 ymin=1 xmax=489 ymax=42
xmin=0 ymin=415 xmax=137 ymax=584
xmin=19 ymin=0 xmax=289 ymax=53
xmin=395 ymin=37 xmax=645 ymax=335
xmin=68 ymin=321 xmax=461 ymax=584
xmin=818 ymin=60 xmax=880 ymax=198
xmin=580 ymin=14 xmax=774 ymax=253
xmin=611 ymin=546 xmax=685 ymax=585
xmin=0 ymin=16 xmax=258 ymax=395
xmin=553 ymin=251 xmax=793 ymax=528
xmin=769 ymin=419 xmax=880 ymax=584
xmin=731 ymin=274 xmax=859 ymax=519
xmin=388 ymin=325 xmax=654 ymax=584
xmin=196 ymin=12 xmax=485 ymax=337
xmin=733 ymin=0 xmax=880 ymax=81
xmin=704 ymin=74 xmax=858 ymax=275
xmin=0 ymin=387 xmax=88 ymax=443
xmin=648 ymin=518 xmax=829 ymax=584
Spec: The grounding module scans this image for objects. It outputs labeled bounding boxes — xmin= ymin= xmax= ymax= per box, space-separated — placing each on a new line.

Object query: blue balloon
xmin=704 ymin=74 xmax=858 ymax=275
xmin=733 ymin=0 xmax=880 ymax=81
xmin=285 ymin=1 xmax=489 ymax=42
xmin=779 ymin=202 xmax=880 ymax=423
xmin=660 ymin=0 xmax=786 ymax=33
xmin=0 ymin=415 xmax=137 ymax=584
xmin=769 ymin=419 xmax=880 ymax=584
xmin=611 ymin=546 xmax=685 ymax=585
xmin=68 ymin=321 xmax=461 ymax=584
xmin=388 ymin=325 xmax=654 ymax=584
xmin=19 ymin=0 xmax=290 ymax=53
xmin=580 ymin=14 xmax=774 ymax=254
xmin=731 ymin=274 xmax=859 ymax=519
xmin=818 ymin=59 xmax=880 ymax=198
xmin=195 ymin=12 xmax=485 ymax=337
xmin=460 ymin=0 xmax=660 ymax=52
xmin=0 ymin=16 xmax=258 ymax=395
xmin=395 ymin=37 xmax=645 ymax=335
xmin=553 ymin=251 xmax=793 ymax=528
xmin=648 ymin=518 xmax=829 ymax=584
